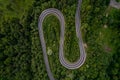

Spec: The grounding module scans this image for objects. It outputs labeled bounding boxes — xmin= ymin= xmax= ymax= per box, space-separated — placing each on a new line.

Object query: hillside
xmin=0 ymin=0 xmax=120 ymax=80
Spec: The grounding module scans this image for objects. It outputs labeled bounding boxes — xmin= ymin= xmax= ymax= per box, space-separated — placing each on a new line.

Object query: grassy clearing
xmin=0 ymin=0 xmax=34 ymax=20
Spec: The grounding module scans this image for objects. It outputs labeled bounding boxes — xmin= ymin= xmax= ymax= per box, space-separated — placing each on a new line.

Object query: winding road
xmin=38 ymin=0 xmax=86 ymax=80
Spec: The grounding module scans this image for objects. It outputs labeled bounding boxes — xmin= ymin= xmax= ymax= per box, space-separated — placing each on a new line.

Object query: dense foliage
xmin=0 ymin=0 xmax=120 ymax=80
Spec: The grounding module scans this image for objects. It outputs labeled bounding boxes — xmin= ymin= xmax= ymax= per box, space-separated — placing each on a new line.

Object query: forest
xmin=0 ymin=0 xmax=120 ymax=80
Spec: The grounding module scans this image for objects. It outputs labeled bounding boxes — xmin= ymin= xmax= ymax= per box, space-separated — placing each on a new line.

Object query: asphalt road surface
xmin=110 ymin=0 xmax=120 ymax=9
xmin=38 ymin=0 xmax=86 ymax=80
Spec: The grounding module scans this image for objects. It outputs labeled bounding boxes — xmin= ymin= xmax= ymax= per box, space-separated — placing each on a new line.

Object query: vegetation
xmin=0 ymin=0 xmax=120 ymax=80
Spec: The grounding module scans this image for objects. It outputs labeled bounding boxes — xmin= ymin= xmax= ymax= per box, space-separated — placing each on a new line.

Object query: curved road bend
xmin=38 ymin=0 xmax=86 ymax=80
xmin=110 ymin=0 xmax=120 ymax=9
